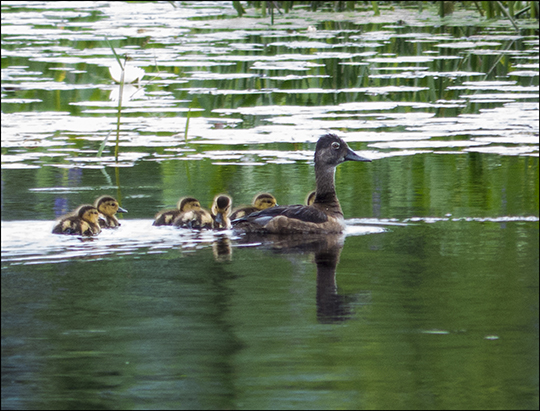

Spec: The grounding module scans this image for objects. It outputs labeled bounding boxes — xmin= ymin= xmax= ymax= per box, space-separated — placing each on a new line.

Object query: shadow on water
xmin=237 ymin=232 xmax=370 ymax=324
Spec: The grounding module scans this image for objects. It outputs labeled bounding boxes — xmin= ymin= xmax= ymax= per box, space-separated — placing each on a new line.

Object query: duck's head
xmin=315 ymin=134 xmax=371 ymax=166
xmin=178 ymin=197 xmax=202 ymax=212
xmin=253 ymin=193 xmax=278 ymax=210
xmin=77 ymin=205 xmax=100 ymax=224
xmin=212 ymin=194 xmax=232 ymax=227
xmin=95 ymin=196 xmax=127 ymax=217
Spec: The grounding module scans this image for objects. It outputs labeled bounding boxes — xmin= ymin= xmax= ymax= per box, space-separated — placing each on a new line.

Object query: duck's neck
xmin=104 ymin=214 xmax=119 ymax=226
xmin=313 ymin=164 xmax=343 ymax=216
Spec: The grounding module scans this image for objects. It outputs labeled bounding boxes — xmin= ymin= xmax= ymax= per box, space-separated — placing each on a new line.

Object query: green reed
xmin=246 ymin=1 xmax=538 ymax=21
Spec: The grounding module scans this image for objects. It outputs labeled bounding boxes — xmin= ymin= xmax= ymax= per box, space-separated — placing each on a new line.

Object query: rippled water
xmin=2 ymin=2 xmax=539 ymax=410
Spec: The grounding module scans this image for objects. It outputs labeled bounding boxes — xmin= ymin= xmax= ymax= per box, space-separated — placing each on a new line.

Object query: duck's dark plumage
xmin=243 ymin=204 xmax=328 ymax=225
xmin=232 ymin=134 xmax=370 ymax=234
xmin=95 ymin=195 xmax=127 ymax=228
xmin=52 ymin=204 xmax=101 ymax=236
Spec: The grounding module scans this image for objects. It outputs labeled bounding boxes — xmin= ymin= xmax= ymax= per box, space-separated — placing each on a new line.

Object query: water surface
xmin=2 ymin=2 xmax=538 ymax=410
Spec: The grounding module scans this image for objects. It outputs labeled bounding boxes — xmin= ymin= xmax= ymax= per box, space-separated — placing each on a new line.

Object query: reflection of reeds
xmin=247 ymin=1 xmax=538 ymax=21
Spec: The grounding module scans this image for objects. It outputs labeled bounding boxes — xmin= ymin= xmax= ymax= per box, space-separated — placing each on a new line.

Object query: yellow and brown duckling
xmin=52 ymin=204 xmax=101 ymax=236
xmin=305 ymin=190 xmax=316 ymax=206
xmin=94 ymin=195 xmax=127 ymax=228
xmin=232 ymin=134 xmax=371 ymax=234
xmin=153 ymin=197 xmax=201 ymax=226
xmin=211 ymin=194 xmax=232 ymax=230
xmin=173 ymin=197 xmax=213 ymax=229
xmin=230 ymin=193 xmax=277 ymax=221
xmin=173 ymin=194 xmax=232 ymax=230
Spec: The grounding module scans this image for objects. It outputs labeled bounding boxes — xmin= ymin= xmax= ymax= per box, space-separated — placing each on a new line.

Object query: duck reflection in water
xmin=213 ymin=234 xmax=232 ymax=262
xmin=237 ymin=232 xmax=369 ymax=324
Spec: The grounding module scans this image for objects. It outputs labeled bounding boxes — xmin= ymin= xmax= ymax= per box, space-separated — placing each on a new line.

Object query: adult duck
xmin=52 ymin=204 xmax=101 ymax=236
xmin=229 ymin=193 xmax=277 ymax=220
xmin=153 ymin=197 xmax=201 ymax=226
xmin=232 ymin=134 xmax=370 ymax=234
xmin=94 ymin=195 xmax=127 ymax=228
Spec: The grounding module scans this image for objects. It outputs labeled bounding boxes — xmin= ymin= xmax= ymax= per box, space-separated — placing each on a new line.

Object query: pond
xmin=1 ymin=1 xmax=539 ymax=410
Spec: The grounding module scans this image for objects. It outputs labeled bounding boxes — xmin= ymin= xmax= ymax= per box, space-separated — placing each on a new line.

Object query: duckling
xmin=52 ymin=204 xmax=101 ymax=236
xmin=153 ymin=197 xmax=201 ymax=226
xmin=94 ymin=195 xmax=127 ymax=228
xmin=172 ymin=197 xmax=213 ymax=229
xmin=232 ymin=134 xmax=371 ymax=234
xmin=211 ymin=194 xmax=232 ymax=230
xmin=305 ymin=190 xmax=316 ymax=206
xmin=230 ymin=193 xmax=277 ymax=220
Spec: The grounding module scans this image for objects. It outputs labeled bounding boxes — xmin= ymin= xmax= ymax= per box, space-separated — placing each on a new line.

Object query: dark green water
xmin=2 ymin=1 xmax=538 ymax=410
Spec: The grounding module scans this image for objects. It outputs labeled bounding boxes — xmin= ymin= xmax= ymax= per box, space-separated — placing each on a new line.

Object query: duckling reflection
xmin=213 ymin=233 xmax=232 ymax=262
xmin=236 ymin=232 xmax=364 ymax=323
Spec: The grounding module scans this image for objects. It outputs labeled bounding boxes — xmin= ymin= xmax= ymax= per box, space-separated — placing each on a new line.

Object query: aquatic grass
xmin=97 ymin=131 xmax=111 ymax=158
xmin=246 ymin=1 xmax=539 ymax=22
xmin=104 ymin=37 xmax=126 ymax=163
xmin=232 ymin=1 xmax=245 ymax=16
xmin=184 ymin=107 xmax=191 ymax=143
xmin=495 ymin=1 xmax=520 ymax=31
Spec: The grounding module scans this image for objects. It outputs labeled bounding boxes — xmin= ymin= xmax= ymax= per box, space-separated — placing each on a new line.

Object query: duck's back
xmin=173 ymin=209 xmax=213 ymax=229
xmin=53 ymin=216 xmax=100 ymax=236
xmin=153 ymin=209 xmax=180 ymax=226
xmin=233 ymin=204 xmax=345 ymax=234
xmin=230 ymin=206 xmax=258 ymax=220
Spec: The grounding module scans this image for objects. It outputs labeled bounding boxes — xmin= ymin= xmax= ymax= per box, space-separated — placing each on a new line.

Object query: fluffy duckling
xmin=232 ymin=134 xmax=371 ymax=234
xmin=94 ymin=195 xmax=127 ymax=228
xmin=305 ymin=190 xmax=316 ymax=206
xmin=52 ymin=204 xmax=101 ymax=236
xmin=211 ymin=194 xmax=232 ymax=230
xmin=173 ymin=197 xmax=213 ymax=229
xmin=153 ymin=197 xmax=201 ymax=226
xmin=230 ymin=193 xmax=277 ymax=220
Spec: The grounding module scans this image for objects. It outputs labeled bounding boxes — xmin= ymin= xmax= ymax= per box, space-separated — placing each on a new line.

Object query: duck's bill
xmin=214 ymin=213 xmax=224 ymax=224
xmin=345 ymin=149 xmax=371 ymax=162
xmin=117 ymin=206 xmax=128 ymax=213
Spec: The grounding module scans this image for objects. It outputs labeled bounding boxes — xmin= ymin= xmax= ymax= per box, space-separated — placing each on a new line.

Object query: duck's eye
xmin=331 ymin=142 xmax=340 ymax=150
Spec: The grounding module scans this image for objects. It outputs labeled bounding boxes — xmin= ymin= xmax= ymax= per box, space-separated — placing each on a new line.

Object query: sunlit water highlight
xmin=1 ymin=220 xmax=388 ymax=266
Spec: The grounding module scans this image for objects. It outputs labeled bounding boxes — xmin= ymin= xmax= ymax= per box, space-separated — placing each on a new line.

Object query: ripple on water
xmin=1 ymin=220 xmax=238 ymax=266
